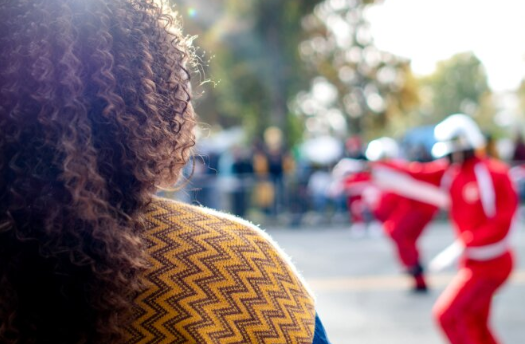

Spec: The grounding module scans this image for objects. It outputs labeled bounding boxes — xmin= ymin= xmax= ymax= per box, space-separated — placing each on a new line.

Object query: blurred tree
xmin=295 ymin=0 xmax=420 ymax=139
xmin=515 ymin=80 xmax=525 ymax=127
xmin=173 ymin=0 xmax=324 ymax=147
xmin=419 ymin=52 xmax=495 ymax=129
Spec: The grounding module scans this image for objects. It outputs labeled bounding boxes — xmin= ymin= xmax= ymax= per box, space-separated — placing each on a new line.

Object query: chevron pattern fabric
xmin=125 ymin=198 xmax=316 ymax=344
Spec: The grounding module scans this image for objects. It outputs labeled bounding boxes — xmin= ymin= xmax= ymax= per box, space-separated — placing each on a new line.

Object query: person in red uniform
xmin=432 ymin=114 xmax=517 ymax=344
xmin=375 ymin=114 xmax=517 ymax=344
xmin=366 ymin=138 xmax=440 ymax=292
xmin=378 ymin=196 xmax=438 ymax=291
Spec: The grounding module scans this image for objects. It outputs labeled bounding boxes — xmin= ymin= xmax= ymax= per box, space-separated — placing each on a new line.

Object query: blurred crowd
xmin=162 ymin=126 xmax=525 ymax=228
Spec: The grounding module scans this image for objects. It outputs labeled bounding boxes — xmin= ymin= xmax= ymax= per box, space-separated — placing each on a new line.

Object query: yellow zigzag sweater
xmin=125 ymin=197 xmax=316 ymax=344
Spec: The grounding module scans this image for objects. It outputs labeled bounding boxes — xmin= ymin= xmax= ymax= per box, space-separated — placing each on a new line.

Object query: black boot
xmin=408 ymin=263 xmax=428 ymax=293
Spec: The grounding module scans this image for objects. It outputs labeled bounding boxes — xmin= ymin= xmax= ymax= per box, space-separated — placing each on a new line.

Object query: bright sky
xmin=366 ymin=0 xmax=525 ymax=92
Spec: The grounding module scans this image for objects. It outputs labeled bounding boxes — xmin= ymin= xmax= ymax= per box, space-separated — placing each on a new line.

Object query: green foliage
xmin=173 ymin=0 xmax=324 ymax=147
xmin=515 ymin=80 xmax=525 ymax=128
xmin=169 ymin=1 xmax=504 ymax=144
xmin=420 ymin=52 xmax=493 ymax=126
xmin=296 ymin=0 xmax=419 ymax=140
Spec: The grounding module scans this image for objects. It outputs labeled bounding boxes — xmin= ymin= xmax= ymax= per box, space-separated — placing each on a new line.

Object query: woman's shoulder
xmin=145 ymin=196 xmax=279 ymax=242
xmin=130 ymin=197 xmax=316 ymax=343
xmin=143 ymin=196 xmax=312 ymax=287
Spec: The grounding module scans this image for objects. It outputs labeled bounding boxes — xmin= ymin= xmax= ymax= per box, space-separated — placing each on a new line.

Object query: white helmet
xmin=365 ymin=137 xmax=400 ymax=161
xmin=431 ymin=114 xmax=485 ymax=158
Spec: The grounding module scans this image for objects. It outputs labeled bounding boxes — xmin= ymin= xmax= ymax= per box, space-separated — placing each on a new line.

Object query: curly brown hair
xmin=0 ymin=0 xmax=195 ymax=342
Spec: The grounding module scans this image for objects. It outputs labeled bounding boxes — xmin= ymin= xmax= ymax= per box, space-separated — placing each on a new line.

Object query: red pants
xmin=383 ymin=209 xmax=435 ymax=269
xmin=433 ymin=251 xmax=513 ymax=344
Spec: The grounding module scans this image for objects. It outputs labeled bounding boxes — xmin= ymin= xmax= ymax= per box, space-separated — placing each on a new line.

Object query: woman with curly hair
xmin=0 ymin=0 xmax=330 ymax=343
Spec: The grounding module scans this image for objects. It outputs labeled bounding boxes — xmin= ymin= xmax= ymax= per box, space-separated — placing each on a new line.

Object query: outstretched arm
xmin=371 ymin=160 xmax=449 ymax=208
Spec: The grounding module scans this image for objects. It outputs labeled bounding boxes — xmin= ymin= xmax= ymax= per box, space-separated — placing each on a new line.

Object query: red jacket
xmin=446 ymin=157 xmax=517 ymax=248
xmin=375 ymin=158 xmax=517 ymax=248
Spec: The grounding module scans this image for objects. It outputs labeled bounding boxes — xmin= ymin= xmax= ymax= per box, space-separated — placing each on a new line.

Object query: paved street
xmin=268 ymin=219 xmax=525 ymax=344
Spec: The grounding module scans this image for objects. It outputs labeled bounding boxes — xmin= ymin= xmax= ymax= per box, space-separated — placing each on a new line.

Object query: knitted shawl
xmin=125 ymin=198 xmax=316 ymax=343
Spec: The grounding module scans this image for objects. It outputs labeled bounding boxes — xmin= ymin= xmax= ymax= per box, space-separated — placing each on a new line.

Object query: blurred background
xmin=161 ymin=0 xmax=525 ymax=342
xmin=162 ymin=0 xmax=525 ymax=226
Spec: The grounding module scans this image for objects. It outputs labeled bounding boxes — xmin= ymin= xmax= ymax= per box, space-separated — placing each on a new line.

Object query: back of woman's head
xmin=0 ymin=0 xmax=195 ymax=342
